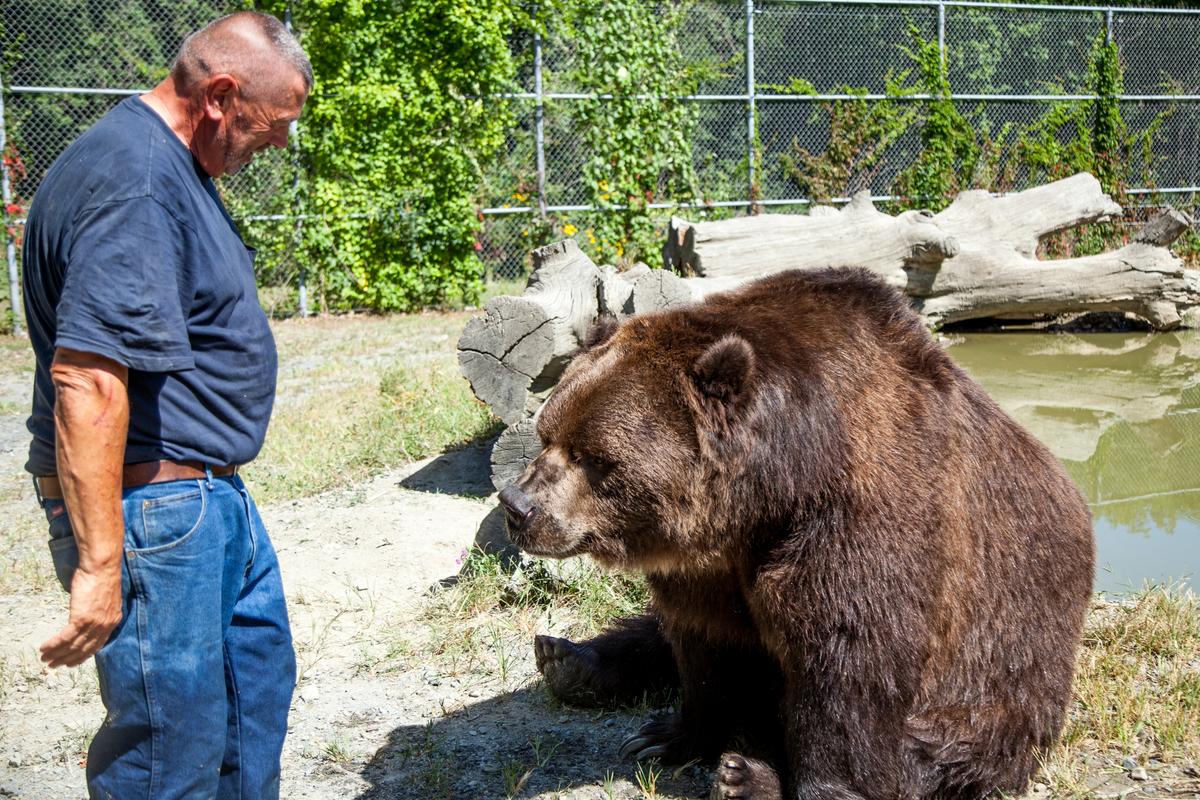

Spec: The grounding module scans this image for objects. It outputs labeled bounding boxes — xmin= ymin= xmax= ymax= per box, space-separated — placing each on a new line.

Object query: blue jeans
xmin=43 ymin=474 xmax=295 ymax=800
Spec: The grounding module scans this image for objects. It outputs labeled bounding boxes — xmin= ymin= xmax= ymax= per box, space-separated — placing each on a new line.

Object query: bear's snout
xmin=498 ymin=484 xmax=539 ymax=533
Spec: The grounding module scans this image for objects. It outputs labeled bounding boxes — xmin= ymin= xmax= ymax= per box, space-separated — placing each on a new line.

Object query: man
xmin=22 ymin=12 xmax=311 ymax=799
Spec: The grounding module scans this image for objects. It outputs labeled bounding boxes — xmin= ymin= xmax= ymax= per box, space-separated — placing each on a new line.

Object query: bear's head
xmin=497 ymin=302 xmax=840 ymax=574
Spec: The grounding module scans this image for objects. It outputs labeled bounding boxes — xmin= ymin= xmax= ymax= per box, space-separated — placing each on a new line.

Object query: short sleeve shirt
xmin=22 ymin=96 xmax=278 ymax=476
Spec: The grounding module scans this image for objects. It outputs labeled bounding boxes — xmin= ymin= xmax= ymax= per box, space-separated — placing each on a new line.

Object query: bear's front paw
xmin=534 ymin=634 xmax=609 ymax=707
xmin=619 ymin=713 xmax=705 ymax=764
xmin=711 ymin=753 xmax=782 ymax=800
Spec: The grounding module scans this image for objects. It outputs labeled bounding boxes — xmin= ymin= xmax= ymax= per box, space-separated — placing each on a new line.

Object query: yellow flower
xmin=562 ymin=223 xmax=578 ymax=236
xmin=586 ymin=229 xmax=597 ymax=244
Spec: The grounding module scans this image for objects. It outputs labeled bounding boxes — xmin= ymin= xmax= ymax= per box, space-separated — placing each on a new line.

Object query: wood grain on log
xmin=491 ymin=417 xmax=542 ymax=491
xmin=458 ymin=240 xmax=601 ymax=424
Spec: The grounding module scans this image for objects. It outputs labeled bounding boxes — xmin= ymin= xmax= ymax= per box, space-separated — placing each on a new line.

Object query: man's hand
xmin=40 ymin=347 xmax=129 ymax=668
xmin=40 ymin=564 xmax=123 ymax=667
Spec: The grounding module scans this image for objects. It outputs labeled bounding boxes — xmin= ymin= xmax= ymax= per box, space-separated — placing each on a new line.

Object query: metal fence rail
xmin=3 ymin=0 xmax=1200 ymax=333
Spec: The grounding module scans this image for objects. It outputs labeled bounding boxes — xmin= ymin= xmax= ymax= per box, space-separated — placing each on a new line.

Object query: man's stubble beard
xmin=221 ymin=113 xmax=256 ymax=176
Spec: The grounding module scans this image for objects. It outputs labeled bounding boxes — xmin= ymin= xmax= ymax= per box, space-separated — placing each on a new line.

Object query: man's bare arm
xmin=39 ymin=348 xmax=129 ymax=668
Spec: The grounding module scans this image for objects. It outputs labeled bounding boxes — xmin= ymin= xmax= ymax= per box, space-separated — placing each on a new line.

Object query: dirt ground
xmin=0 ymin=333 xmax=710 ymax=799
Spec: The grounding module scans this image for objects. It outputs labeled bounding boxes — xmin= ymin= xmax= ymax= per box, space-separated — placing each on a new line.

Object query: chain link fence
xmin=4 ymin=0 xmax=1200 ymax=334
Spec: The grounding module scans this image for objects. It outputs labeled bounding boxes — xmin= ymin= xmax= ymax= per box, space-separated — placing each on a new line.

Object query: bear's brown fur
xmin=499 ymin=268 xmax=1094 ymax=800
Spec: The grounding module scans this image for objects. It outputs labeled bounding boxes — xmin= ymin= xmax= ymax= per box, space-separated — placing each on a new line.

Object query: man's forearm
xmin=40 ymin=348 xmax=131 ymax=667
xmin=51 ymin=349 xmax=130 ymax=574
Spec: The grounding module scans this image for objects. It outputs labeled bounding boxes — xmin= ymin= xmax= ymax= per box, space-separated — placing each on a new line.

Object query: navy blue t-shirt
xmin=23 ymin=96 xmax=278 ymax=476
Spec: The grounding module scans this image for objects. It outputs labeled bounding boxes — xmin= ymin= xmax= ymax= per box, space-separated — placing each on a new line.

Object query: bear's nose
xmin=498 ymin=485 xmax=538 ymax=531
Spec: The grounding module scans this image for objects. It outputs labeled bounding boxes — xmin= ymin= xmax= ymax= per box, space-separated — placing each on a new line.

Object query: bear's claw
xmin=618 ymin=714 xmax=697 ymax=764
xmin=711 ymin=753 xmax=782 ymax=800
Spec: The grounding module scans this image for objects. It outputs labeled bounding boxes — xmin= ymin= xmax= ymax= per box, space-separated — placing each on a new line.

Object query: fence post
xmin=0 ymin=67 xmax=24 ymax=337
xmin=1105 ymin=8 xmax=1114 ymax=44
xmin=285 ymin=2 xmax=308 ymax=317
xmin=534 ymin=1 xmax=547 ymax=224
xmin=745 ymin=0 xmax=757 ymax=212
xmin=937 ymin=0 xmax=946 ymax=60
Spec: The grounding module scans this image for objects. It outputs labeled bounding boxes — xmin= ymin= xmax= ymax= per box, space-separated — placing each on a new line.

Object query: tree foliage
xmin=277 ymin=0 xmax=522 ymax=311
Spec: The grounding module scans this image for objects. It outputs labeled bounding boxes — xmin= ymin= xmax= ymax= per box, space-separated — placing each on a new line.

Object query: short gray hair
xmin=173 ymin=11 xmax=313 ymax=96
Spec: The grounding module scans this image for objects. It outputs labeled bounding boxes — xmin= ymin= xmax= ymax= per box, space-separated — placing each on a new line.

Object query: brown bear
xmin=498 ymin=268 xmax=1094 ymax=800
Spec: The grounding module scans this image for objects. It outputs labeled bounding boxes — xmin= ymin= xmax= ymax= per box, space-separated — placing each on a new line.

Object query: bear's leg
xmin=778 ymin=682 xmax=898 ymax=800
xmin=621 ymin=635 xmax=783 ymax=765
xmin=711 ymin=753 xmax=783 ymax=800
xmin=534 ymin=613 xmax=678 ymax=708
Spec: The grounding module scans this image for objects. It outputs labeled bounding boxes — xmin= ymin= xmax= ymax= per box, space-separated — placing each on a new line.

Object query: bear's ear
xmin=583 ymin=314 xmax=619 ymax=351
xmin=691 ymin=334 xmax=755 ymax=410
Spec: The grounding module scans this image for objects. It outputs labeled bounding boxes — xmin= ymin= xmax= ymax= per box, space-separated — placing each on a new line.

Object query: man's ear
xmin=203 ymin=74 xmax=239 ymax=121
xmin=582 ymin=314 xmax=618 ymax=351
xmin=689 ymin=334 xmax=756 ymax=437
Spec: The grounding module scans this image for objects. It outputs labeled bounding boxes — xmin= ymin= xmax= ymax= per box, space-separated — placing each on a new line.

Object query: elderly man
xmin=22 ymin=12 xmax=310 ymax=799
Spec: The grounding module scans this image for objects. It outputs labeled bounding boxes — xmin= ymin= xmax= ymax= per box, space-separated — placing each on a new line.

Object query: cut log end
xmin=491 ymin=417 xmax=542 ymax=491
xmin=1134 ymin=208 xmax=1193 ymax=248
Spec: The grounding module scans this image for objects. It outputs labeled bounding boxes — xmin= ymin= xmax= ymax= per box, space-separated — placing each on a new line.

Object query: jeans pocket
xmin=47 ymin=534 xmax=79 ymax=594
xmin=130 ymin=486 xmax=208 ymax=554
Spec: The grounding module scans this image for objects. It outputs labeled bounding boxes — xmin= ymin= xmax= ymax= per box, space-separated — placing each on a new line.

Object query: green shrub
xmin=281 ymin=0 xmax=524 ymax=311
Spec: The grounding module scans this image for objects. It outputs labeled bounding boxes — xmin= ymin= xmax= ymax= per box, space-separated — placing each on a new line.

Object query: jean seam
xmin=238 ymin=483 xmax=257 ymax=576
xmin=126 ymin=553 xmax=158 ymax=800
xmin=130 ymin=480 xmax=209 ymax=556
xmin=224 ymin=642 xmax=244 ymax=800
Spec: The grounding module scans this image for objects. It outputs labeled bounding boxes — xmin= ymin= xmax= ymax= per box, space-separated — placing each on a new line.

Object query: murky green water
xmin=947 ymin=331 xmax=1200 ymax=595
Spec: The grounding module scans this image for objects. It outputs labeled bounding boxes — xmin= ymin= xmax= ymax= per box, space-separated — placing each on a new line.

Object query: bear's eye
xmin=570 ymin=449 xmax=614 ymax=477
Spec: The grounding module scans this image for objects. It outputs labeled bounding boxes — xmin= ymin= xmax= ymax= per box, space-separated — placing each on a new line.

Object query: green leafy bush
xmin=284 ymin=0 xmax=523 ymax=311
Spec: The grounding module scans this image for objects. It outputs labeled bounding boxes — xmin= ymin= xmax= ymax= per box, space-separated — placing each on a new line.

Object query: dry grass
xmin=242 ymin=311 xmax=499 ymax=504
xmin=1061 ymin=588 xmax=1200 ymax=758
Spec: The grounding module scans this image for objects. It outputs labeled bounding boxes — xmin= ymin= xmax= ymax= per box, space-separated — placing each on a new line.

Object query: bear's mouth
xmin=505 ymin=519 xmax=590 ymax=560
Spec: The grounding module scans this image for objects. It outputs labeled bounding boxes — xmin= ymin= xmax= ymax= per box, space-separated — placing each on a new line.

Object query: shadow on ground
xmin=400 ymin=438 xmax=497 ymax=499
xmin=352 ymin=686 xmax=711 ymax=799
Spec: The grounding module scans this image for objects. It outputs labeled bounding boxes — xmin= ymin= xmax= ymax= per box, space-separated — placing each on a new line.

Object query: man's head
xmin=170 ymin=12 xmax=312 ymax=177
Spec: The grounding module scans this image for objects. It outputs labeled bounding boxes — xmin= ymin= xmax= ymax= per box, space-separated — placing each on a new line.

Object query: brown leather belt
xmin=35 ymin=460 xmax=239 ymax=501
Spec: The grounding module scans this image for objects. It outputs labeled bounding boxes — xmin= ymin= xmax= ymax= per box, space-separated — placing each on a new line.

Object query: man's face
xmin=200 ymin=71 xmax=308 ymax=178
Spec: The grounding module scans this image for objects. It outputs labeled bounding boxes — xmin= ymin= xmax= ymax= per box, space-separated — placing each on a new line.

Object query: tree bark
xmin=664 ymin=191 xmax=961 ymax=289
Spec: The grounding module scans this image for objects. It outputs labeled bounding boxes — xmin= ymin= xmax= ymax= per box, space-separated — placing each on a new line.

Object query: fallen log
xmin=665 ymin=173 xmax=1198 ymax=328
xmin=664 ymin=192 xmax=961 ymax=287
xmin=460 ymin=173 xmax=1200 ymax=487
xmin=458 ymin=241 xmax=697 ymax=425
xmin=457 ymin=240 xmax=600 ymax=425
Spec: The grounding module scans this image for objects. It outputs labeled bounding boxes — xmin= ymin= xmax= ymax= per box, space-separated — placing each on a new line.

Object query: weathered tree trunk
xmin=461 ymin=173 xmax=1200 ymax=487
xmin=664 ymin=192 xmax=961 ymax=287
xmin=458 ymin=240 xmax=694 ymax=425
xmin=664 ymin=173 xmax=1199 ymax=329
xmin=457 ymin=240 xmax=600 ymax=425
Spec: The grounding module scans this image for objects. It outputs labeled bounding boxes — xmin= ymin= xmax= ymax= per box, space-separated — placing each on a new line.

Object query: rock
xmin=1131 ymin=766 xmax=1149 ymax=781
xmin=1122 ymin=756 xmax=1139 ymax=771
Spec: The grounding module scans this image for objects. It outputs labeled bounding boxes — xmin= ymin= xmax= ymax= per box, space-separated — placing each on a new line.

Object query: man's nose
xmin=498 ymin=485 xmax=538 ymax=532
